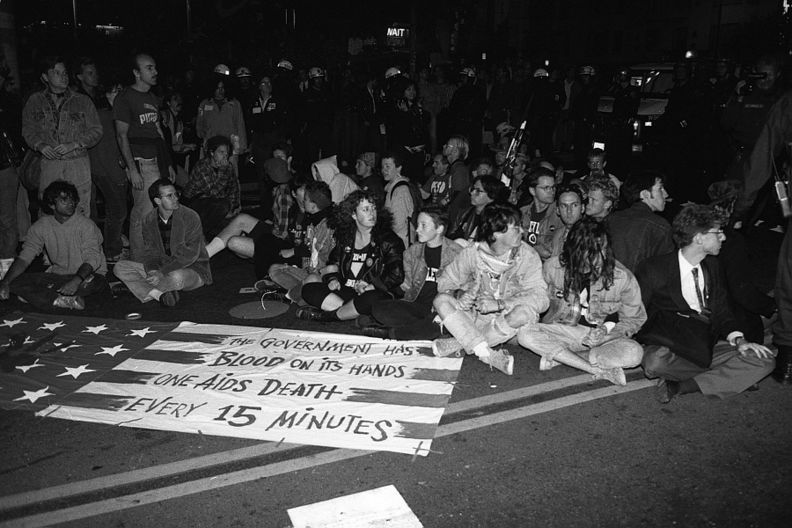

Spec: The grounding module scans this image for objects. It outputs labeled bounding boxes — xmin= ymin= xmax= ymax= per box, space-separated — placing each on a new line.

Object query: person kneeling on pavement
xmin=361 ymin=206 xmax=461 ymax=340
xmin=297 ymin=190 xmax=404 ymax=322
xmin=431 ymin=203 xmax=548 ymax=376
xmin=113 ymin=178 xmax=211 ymax=307
xmin=0 ymin=180 xmax=107 ymax=311
xmin=517 ymin=217 xmax=646 ymax=386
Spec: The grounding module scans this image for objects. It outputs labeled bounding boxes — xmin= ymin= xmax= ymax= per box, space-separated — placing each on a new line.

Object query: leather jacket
xmin=330 ymin=228 xmax=405 ymax=298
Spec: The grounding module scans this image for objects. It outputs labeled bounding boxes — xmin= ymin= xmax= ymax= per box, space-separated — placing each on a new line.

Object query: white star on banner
xmin=23 ymin=336 xmax=35 ymax=345
xmin=16 ymin=359 xmax=43 ymax=374
xmin=57 ymin=364 xmax=96 ymax=379
xmin=13 ymin=386 xmax=54 ymax=404
xmin=0 ymin=318 xmax=25 ymax=328
xmin=95 ymin=344 xmax=128 ymax=357
xmin=127 ymin=327 xmax=156 ymax=338
xmin=83 ymin=324 xmax=109 ymax=335
xmin=39 ymin=321 xmax=66 ymax=331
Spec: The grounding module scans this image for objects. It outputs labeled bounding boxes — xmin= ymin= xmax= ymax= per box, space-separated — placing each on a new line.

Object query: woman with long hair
xmin=517 ymin=217 xmax=646 ymax=385
xmin=297 ymin=190 xmax=405 ymax=321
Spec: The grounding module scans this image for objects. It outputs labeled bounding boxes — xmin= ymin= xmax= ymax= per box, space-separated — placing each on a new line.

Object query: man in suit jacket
xmin=114 ymin=178 xmax=212 ymax=307
xmin=636 ymin=204 xmax=774 ymax=402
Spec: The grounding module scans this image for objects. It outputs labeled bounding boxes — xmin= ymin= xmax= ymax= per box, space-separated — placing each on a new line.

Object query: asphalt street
xmin=0 ymin=226 xmax=789 ymax=527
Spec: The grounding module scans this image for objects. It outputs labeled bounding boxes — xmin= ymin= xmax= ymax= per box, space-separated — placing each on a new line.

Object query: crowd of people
xmin=0 ymin=48 xmax=790 ymax=404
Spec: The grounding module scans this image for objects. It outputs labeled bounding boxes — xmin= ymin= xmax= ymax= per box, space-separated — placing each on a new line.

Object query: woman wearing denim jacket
xmin=517 ymin=217 xmax=646 ymax=386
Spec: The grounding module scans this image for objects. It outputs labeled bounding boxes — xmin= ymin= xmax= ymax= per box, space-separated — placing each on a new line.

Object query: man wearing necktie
xmin=636 ymin=204 xmax=775 ymax=402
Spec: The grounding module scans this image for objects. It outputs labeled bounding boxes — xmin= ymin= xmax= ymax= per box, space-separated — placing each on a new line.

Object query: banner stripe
xmin=344 ymin=388 xmax=451 ymax=408
xmin=56 ymin=392 xmax=135 ymax=411
xmin=98 ymin=370 xmax=160 ymax=385
xmin=394 ymin=420 xmax=437 ymax=440
xmin=161 ymin=332 xmax=233 ymax=344
xmin=408 ymin=368 xmax=459 ymax=382
xmin=133 ymin=349 xmax=210 ymax=364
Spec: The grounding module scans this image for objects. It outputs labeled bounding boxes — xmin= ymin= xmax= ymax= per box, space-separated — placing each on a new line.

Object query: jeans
xmin=0 ymin=166 xmax=18 ymax=258
xmin=9 ymin=272 xmax=107 ymax=311
xmin=92 ymin=171 xmax=128 ymax=257
xmin=113 ymin=259 xmax=204 ymax=302
xmin=129 ymin=158 xmax=162 ymax=261
xmin=39 ymin=157 xmax=92 ymax=216
xmin=518 ymin=323 xmax=643 ymax=368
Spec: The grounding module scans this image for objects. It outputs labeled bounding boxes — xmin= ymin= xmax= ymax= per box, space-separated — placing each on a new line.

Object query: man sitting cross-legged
xmin=0 ymin=181 xmax=107 ymax=311
xmin=517 ymin=217 xmax=646 ymax=386
xmin=431 ymin=203 xmax=549 ymax=375
xmin=113 ymin=178 xmax=211 ymax=307
xmin=636 ymin=204 xmax=775 ymax=402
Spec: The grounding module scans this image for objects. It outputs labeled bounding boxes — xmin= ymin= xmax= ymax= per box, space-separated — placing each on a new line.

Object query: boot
xmin=773 ymin=345 xmax=792 ymax=384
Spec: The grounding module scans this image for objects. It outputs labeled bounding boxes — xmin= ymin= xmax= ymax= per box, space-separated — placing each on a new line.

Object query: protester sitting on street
xmin=520 ymin=167 xmax=563 ymax=260
xmin=266 ymin=181 xmax=335 ymax=302
xmin=572 ymin=148 xmax=621 ymax=190
xmin=549 ymin=184 xmax=585 ymax=258
xmin=422 ymin=154 xmax=452 ymax=206
xmin=431 ymin=203 xmax=549 ymax=376
xmin=446 ymin=175 xmax=507 ymax=246
xmin=354 ymin=151 xmax=384 ymax=205
xmin=608 ymin=170 xmax=673 ymax=273
xmin=113 ymin=178 xmax=211 ymax=307
xmin=636 ymin=204 xmax=775 ymax=402
xmin=518 ymin=217 xmax=646 ymax=386
xmin=181 ymin=135 xmax=241 ymax=239
xmin=0 ymin=181 xmax=107 ymax=311
xmin=584 ymin=175 xmax=618 ymax=222
xmin=297 ymin=190 xmax=404 ymax=322
xmin=312 ymin=154 xmax=359 ymax=204
xmin=359 ymin=207 xmax=462 ymax=340
xmin=205 ymin=177 xmax=314 ymax=283
xmin=382 ymin=150 xmax=416 ymax=247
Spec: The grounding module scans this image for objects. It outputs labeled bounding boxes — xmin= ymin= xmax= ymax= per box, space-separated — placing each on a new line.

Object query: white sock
xmin=205 ymin=237 xmax=225 ymax=257
xmin=149 ymin=288 xmax=163 ymax=301
xmin=472 ymin=342 xmax=491 ymax=359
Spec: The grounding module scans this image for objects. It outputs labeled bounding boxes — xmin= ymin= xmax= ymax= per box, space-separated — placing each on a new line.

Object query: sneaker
xmin=52 ymin=295 xmax=85 ymax=310
xmin=362 ymin=325 xmax=391 ymax=339
xmin=295 ymin=306 xmax=328 ymax=321
xmin=254 ymin=278 xmax=279 ymax=292
xmin=159 ymin=290 xmax=180 ymax=307
xmin=480 ymin=348 xmax=514 ymax=375
xmin=539 ymin=356 xmax=558 ymax=371
xmin=593 ymin=367 xmax=627 ymax=386
xmin=261 ymin=290 xmax=289 ymax=303
xmin=431 ymin=337 xmax=464 ymax=357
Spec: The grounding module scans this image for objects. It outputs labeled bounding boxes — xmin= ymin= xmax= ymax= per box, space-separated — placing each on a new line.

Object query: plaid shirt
xmin=183 ymin=158 xmax=241 ymax=215
xmin=272 ymin=184 xmax=295 ymax=239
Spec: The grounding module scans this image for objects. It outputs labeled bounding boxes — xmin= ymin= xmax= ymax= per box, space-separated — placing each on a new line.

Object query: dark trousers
xmin=10 ymin=272 xmax=108 ymax=311
xmin=371 ymin=299 xmax=441 ymax=340
xmin=92 ymin=171 xmax=128 ymax=257
xmin=253 ymin=233 xmax=299 ymax=279
xmin=774 ymin=218 xmax=792 ymax=348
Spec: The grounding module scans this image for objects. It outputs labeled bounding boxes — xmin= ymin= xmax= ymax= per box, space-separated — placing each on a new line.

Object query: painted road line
xmin=1 ymin=379 xmax=652 ymax=527
xmin=0 ymin=372 xmax=601 ymax=511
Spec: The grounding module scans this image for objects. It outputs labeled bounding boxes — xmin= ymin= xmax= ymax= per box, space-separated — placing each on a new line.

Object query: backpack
xmin=391 ymin=180 xmax=423 ymax=236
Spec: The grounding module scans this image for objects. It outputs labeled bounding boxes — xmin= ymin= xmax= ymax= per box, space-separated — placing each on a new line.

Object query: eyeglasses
xmin=160 ymin=191 xmax=180 ymax=200
xmin=704 ymin=229 xmax=724 ymax=236
xmin=535 ymin=185 xmax=556 ymax=192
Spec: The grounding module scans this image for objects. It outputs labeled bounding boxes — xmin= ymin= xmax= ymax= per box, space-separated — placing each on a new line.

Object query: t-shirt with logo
xmin=113 ymin=87 xmax=161 ymax=158
xmin=415 ymin=244 xmax=442 ymax=305
xmin=346 ymin=245 xmax=371 ymax=287
xmin=523 ymin=205 xmax=548 ymax=246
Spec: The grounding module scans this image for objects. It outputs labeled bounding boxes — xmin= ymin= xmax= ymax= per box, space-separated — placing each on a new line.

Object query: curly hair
xmin=672 ymin=204 xmax=721 ymax=248
xmin=560 ymin=217 xmax=615 ymax=297
xmin=475 ymin=175 xmax=509 ymax=203
xmin=585 ymin=175 xmax=619 ymax=206
xmin=205 ymin=135 xmax=232 ymax=154
xmin=477 ymin=203 xmax=521 ymax=244
xmin=330 ymin=189 xmax=393 ymax=246
xmin=42 ymin=180 xmax=79 ymax=214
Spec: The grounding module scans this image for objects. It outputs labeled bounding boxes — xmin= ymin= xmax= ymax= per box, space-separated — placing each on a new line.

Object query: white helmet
xmin=213 ymin=63 xmax=231 ymax=76
xmin=277 ymin=59 xmax=294 ymax=71
xmin=308 ymin=66 xmax=325 ymax=79
xmin=460 ymin=67 xmax=476 ymax=78
xmin=533 ymin=68 xmax=549 ymax=78
xmin=235 ymin=66 xmax=252 ymax=78
xmin=384 ymin=66 xmax=401 ymax=79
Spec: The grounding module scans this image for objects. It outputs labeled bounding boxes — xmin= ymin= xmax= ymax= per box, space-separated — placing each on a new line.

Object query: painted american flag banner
xmin=0 ymin=313 xmax=462 ymax=456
